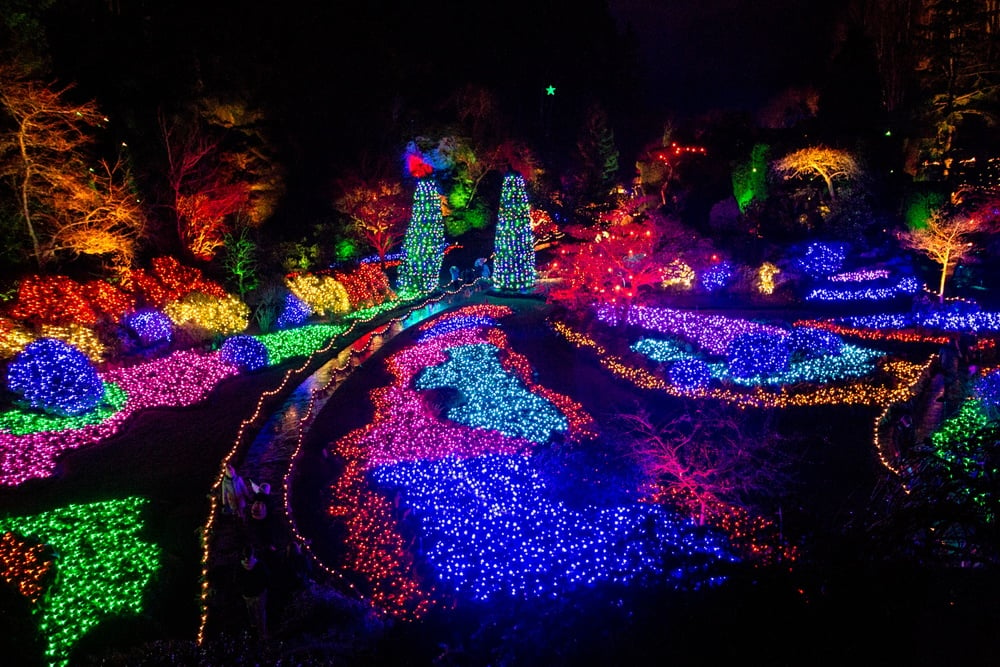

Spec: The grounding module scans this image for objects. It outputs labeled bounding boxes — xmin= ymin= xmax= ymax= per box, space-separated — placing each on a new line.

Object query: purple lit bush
xmin=219 ymin=335 xmax=269 ymax=371
xmin=789 ymin=327 xmax=843 ymax=360
xmin=726 ymin=332 xmax=789 ymax=378
xmin=669 ymin=359 xmax=712 ymax=390
xmin=7 ymin=338 xmax=106 ymax=416
xmin=276 ymin=292 xmax=311 ymax=330
xmin=122 ymin=309 xmax=173 ymax=348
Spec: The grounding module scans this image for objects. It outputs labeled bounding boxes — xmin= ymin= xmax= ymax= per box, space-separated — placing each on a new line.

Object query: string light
xmin=276 ymin=292 xmax=312 ymax=329
xmin=397 ymin=178 xmax=446 ymax=297
xmin=7 ymin=339 xmax=106 ymax=416
xmin=757 ymin=262 xmax=780 ymax=295
xmin=0 ymin=497 xmax=160 ymax=667
xmin=493 ymin=172 xmax=536 ymax=291
xmin=700 ymin=261 xmax=733 ymax=292
xmin=286 ymin=273 xmax=350 ymax=317
xmin=163 ymin=292 xmax=250 ymax=337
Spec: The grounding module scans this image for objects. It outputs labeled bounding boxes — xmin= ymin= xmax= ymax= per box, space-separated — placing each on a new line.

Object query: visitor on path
xmin=235 ymin=546 xmax=271 ymax=640
xmin=222 ymin=464 xmax=250 ymax=520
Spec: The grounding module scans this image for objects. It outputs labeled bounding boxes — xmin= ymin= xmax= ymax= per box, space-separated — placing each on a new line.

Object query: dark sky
xmin=609 ymin=0 xmax=847 ymax=114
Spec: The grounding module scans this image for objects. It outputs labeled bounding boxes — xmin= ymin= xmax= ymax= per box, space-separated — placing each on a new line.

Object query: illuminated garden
xmin=2 ymin=2 xmax=1000 ymax=666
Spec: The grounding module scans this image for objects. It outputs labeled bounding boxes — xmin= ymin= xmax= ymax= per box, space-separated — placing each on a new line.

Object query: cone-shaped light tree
xmin=493 ymin=172 xmax=535 ymax=291
xmin=397 ymin=178 xmax=446 ymax=296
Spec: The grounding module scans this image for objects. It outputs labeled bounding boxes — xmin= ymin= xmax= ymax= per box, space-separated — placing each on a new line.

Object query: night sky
xmin=609 ymin=0 xmax=846 ymax=114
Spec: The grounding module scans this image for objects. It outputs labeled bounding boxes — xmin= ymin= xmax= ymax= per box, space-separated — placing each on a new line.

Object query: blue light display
xmin=700 ymin=262 xmax=733 ymax=292
xmin=669 ymin=359 xmax=712 ymax=389
xmin=276 ymin=292 xmax=312 ymax=329
xmin=122 ymin=309 xmax=173 ymax=347
xmin=795 ymin=242 xmax=847 ymax=278
xmin=789 ymin=327 xmax=844 ymax=360
xmin=218 ymin=335 xmax=269 ymax=371
xmin=417 ymin=315 xmax=497 ymax=342
xmin=726 ymin=332 xmax=790 ymax=379
xmin=370 ymin=454 xmax=737 ymax=602
xmin=7 ymin=339 xmax=106 ymax=416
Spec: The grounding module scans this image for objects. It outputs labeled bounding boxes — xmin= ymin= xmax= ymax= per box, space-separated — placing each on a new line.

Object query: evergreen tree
xmin=915 ymin=0 xmax=1000 ymax=178
xmin=493 ymin=172 xmax=535 ymax=291
xmin=397 ymin=178 xmax=445 ymax=296
xmin=575 ymin=103 xmax=620 ymax=203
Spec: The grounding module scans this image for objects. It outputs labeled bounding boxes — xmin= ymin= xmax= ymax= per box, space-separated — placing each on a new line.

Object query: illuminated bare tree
xmin=771 ymin=146 xmax=861 ymax=200
xmin=334 ymin=177 xmax=409 ymax=266
xmin=0 ymin=65 xmax=106 ymax=266
xmin=899 ymin=209 xmax=987 ymax=302
xmin=614 ymin=403 xmax=789 ymax=527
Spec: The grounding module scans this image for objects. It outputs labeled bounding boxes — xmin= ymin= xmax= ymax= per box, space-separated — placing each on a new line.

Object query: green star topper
xmin=545 ymin=84 xmax=556 ymax=96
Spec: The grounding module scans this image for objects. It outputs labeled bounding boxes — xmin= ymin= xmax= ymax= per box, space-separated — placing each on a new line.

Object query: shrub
xmin=164 ymin=292 xmax=250 ymax=339
xmin=8 ymin=275 xmax=97 ymax=326
xmin=7 ymin=338 xmax=105 ymax=416
xmin=789 ymin=327 xmax=843 ymax=360
xmin=276 ymin=292 xmax=312 ymax=329
xmin=286 ymin=273 xmax=350 ymax=317
xmin=219 ymin=335 xmax=269 ymax=371
xmin=122 ymin=309 xmax=174 ymax=348
xmin=669 ymin=359 xmax=712 ymax=390
xmin=975 ymin=369 xmax=1000 ymax=418
xmin=727 ymin=332 xmax=790 ymax=379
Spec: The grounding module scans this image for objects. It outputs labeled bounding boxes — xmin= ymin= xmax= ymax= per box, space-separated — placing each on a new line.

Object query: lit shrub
xmin=975 ymin=369 xmax=1000 ymax=418
xmin=39 ymin=323 xmax=107 ymax=363
xmin=122 ymin=309 xmax=174 ymax=348
xmin=669 ymin=359 xmax=712 ymax=390
xmin=334 ymin=263 xmax=394 ymax=310
xmin=0 ymin=317 xmax=37 ymax=361
xmin=164 ymin=292 xmax=250 ymax=339
xmin=286 ymin=273 xmax=350 ymax=317
xmin=82 ymin=280 xmax=135 ymax=321
xmin=6 ymin=338 xmax=106 ymax=416
xmin=9 ymin=275 xmax=97 ymax=326
xmin=795 ymin=242 xmax=847 ymax=278
xmin=219 ymin=335 xmax=269 ymax=371
xmin=700 ymin=262 xmax=733 ymax=292
xmin=789 ymin=327 xmax=843 ymax=360
xmin=727 ymin=332 xmax=790 ymax=379
xmin=276 ymin=292 xmax=312 ymax=329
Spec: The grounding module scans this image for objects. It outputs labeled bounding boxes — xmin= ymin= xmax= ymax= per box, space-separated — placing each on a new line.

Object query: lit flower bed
xmin=325 ymin=305 xmax=734 ymax=618
xmin=552 ymin=319 xmax=928 ymax=409
xmin=0 ymin=497 xmax=160 ymax=667
xmin=598 ymin=305 xmax=787 ymax=356
xmin=0 ymin=350 xmax=238 ymax=486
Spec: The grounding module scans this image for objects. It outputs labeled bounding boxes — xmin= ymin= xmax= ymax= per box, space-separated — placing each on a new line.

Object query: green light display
xmin=0 ymin=496 xmax=160 ymax=667
xmin=398 ymin=178 xmax=446 ymax=297
xmin=492 ymin=172 xmax=536 ymax=291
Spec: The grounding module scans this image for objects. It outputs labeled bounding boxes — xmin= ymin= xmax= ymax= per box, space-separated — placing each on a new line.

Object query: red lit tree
xmin=334 ymin=177 xmax=410 ymax=266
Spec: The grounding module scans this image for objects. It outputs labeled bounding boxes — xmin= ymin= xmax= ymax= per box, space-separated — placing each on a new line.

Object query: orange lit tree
xmin=899 ymin=209 xmax=988 ymax=302
xmin=0 ymin=65 xmax=141 ymax=268
xmin=771 ymin=145 xmax=861 ymax=201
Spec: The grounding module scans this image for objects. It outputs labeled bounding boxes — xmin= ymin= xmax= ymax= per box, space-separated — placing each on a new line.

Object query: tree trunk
xmin=18 ymin=170 xmax=42 ymax=267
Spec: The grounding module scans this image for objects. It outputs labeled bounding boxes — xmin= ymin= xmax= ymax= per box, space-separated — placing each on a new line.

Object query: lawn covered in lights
xmin=322 ymin=304 xmax=737 ymax=618
xmin=0 ymin=496 xmax=160 ymax=667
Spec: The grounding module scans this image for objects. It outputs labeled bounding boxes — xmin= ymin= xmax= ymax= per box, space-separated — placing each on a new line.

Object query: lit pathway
xmin=199 ymin=284 xmax=486 ymax=640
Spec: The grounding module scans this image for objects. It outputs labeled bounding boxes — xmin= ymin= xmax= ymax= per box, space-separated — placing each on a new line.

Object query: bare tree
xmin=0 ymin=65 xmax=106 ymax=266
xmin=614 ymin=402 xmax=790 ymax=527
xmin=771 ymin=146 xmax=861 ymax=200
xmin=899 ymin=209 xmax=987 ymax=302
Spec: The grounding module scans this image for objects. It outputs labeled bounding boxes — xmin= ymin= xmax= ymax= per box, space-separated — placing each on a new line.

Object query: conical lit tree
xmin=397 ymin=178 xmax=445 ymax=296
xmin=492 ymin=172 xmax=536 ymax=291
